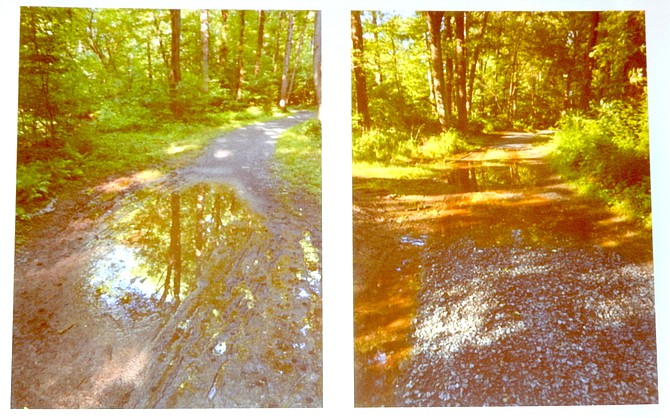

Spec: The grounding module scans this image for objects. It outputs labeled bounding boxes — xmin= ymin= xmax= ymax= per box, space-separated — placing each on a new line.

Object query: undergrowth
xmin=352 ymin=127 xmax=477 ymax=183
xmin=353 ymin=128 xmax=476 ymax=164
xmin=15 ymin=106 xmax=286 ymax=220
xmin=550 ymin=99 xmax=651 ymax=228
xmin=272 ymin=118 xmax=322 ymax=203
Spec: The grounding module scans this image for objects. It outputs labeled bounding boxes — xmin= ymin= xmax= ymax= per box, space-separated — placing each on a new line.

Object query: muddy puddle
xmin=89 ymin=182 xmax=273 ymax=317
xmin=353 ymin=134 xmax=656 ymax=406
xmin=13 ymin=179 xmax=322 ymax=408
xmin=92 ymin=181 xmax=322 ymax=407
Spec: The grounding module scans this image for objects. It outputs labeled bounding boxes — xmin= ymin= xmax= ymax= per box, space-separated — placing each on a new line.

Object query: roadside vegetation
xmin=16 ymin=8 xmax=321 ymax=220
xmin=352 ymin=128 xmax=477 ymax=182
xmin=16 ymin=106 xmax=287 ymax=220
xmin=549 ymin=97 xmax=651 ymax=228
xmin=273 ymin=118 xmax=322 ymax=203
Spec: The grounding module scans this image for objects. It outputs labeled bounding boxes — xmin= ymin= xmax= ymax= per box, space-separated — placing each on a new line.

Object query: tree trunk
xmin=454 ymin=12 xmax=467 ymax=131
xmin=467 ymin=12 xmax=488 ymax=116
xmin=273 ymin=12 xmax=285 ymax=74
xmin=581 ymin=11 xmax=600 ymax=110
xmin=200 ymin=9 xmax=209 ymax=92
xmin=425 ymin=11 xmax=449 ymax=131
xmin=235 ymin=10 xmax=246 ymax=100
xmin=287 ymin=16 xmax=307 ymax=105
xmin=444 ymin=14 xmax=454 ymax=126
xmin=254 ymin=10 xmax=266 ymax=76
xmin=219 ymin=10 xmax=229 ymax=88
xmin=351 ymin=11 xmax=371 ymax=130
xmin=146 ymin=33 xmax=153 ymax=82
xmin=279 ymin=12 xmax=293 ymax=110
xmin=313 ymin=11 xmax=322 ymax=115
xmin=371 ymin=11 xmax=383 ymax=85
xmin=169 ymin=9 xmax=182 ymax=117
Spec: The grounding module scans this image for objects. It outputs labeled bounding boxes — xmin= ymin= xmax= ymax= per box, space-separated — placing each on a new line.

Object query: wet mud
xmin=12 ymin=112 xmax=321 ymax=408
xmin=353 ymin=132 xmax=657 ymax=406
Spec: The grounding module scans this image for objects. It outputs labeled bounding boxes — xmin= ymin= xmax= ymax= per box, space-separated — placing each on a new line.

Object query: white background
xmin=0 ymin=1 xmax=667 ymax=417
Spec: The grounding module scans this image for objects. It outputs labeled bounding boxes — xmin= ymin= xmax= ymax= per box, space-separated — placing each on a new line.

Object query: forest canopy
xmin=351 ymin=10 xmax=647 ymax=133
xmin=19 ymin=7 xmax=319 ymax=148
xmin=16 ymin=7 xmax=320 ymax=216
xmin=351 ymin=10 xmax=651 ymax=227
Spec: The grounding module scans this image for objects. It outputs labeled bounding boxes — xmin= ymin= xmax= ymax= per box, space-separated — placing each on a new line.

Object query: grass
xmin=15 ymin=107 xmax=289 ymax=219
xmin=352 ymin=128 xmax=479 ymax=187
xmin=272 ymin=118 xmax=322 ymax=203
xmin=548 ymin=100 xmax=651 ymax=228
xmin=352 ymin=161 xmax=439 ymax=181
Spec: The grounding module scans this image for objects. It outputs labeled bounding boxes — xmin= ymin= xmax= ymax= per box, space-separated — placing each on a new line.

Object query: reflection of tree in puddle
xmin=85 ymin=181 xmax=322 ymax=407
xmin=89 ymin=182 xmax=268 ymax=320
xmin=447 ymin=161 xmax=541 ymax=192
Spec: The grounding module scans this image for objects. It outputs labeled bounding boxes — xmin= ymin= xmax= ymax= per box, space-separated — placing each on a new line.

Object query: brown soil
xmin=353 ymin=132 xmax=657 ymax=406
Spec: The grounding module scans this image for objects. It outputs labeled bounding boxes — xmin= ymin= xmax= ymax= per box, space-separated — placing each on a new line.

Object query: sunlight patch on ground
xmin=353 ymin=162 xmax=435 ymax=180
xmin=413 ymin=288 xmax=527 ymax=359
xmin=214 ymin=149 xmax=233 ymax=159
xmin=166 ymin=143 xmax=197 ymax=155
xmin=95 ymin=169 xmax=163 ymax=194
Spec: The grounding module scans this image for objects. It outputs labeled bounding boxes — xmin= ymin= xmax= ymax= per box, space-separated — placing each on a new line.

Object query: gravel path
xmin=353 ymin=132 xmax=657 ymax=407
xmin=179 ymin=111 xmax=314 ymax=214
xmin=400 ymin=239 xmax=657 ymax=406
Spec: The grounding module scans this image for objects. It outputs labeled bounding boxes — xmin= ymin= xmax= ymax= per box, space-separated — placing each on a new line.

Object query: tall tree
xmin=287 ymin=14 xmax=308 ymax=105
xmin=169 ymin=9 xmax=182 ymax=116
xmin=313 ymin=10 xmax=322 ymax=116
xmin=580 ymin=11 xmax=600 ymax=110
xmin=454 ymin=11 xmax=467 ymax=130
xmin=234 ymin=10 xmax=246 ymax=100
xmin=254 ymin=10 xmax=266 ymax=76
xmin=467 ymin=12 xmax=488 ymax=116
xmin=279 ymin=12 xmax=293 ymax=110
xmin=200 ymin=9 xmax=209 ymax=92
xmin=218 ymin=10 xmax=230 ymax=87
xmin=425 ymin=11 xmax=449 ymax=130
xmin=443 ymin=14 xmax=455 ymax=127
xmin=351 ymin=11 xmax=371 ymax=131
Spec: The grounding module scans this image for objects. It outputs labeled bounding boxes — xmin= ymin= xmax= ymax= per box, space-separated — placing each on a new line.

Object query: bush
xmin=16 ymin=163 xmax=51 ymax=206
xmin=353 ymin=129 xmax=417 ymax=162
xmin=419 ymin=129 xmax=475 ymax=159
xmin=551 ymin=98 xmax=651 ymax=225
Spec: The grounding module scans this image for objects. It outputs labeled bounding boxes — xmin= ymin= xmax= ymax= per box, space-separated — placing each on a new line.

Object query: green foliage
xmin=419 ymin=130 xmax=476 ymax=159
xmin=273 ymin=118 xmax=322 ymax=201
xmin=352 ymin=129 xmax=418 ymax=162
xmin=551 ymin=99 xmax=651 ymax=226
xmin=15 ymin=107 xmax=284 ymax=219
xmin=356 ymin=11 xmax=646 ymax=134
xmin=15 ymin=6 xmax=318 ymax=221
xmin=16 ymin=164 xmax=51 ymax=206
xmin=353 ymin=127 xmax=476 ymax=164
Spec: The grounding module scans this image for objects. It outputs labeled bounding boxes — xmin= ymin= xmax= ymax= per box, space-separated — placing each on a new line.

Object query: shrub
xmin=16 ymin=163 xmax=51 ymax=206
xmin=352 ymin=129 xmax=417 ymax=162
xmin=419 ymin=129 xmax=475 ymax=160
xmin=551 ymin=98 xmax=651 ymax=225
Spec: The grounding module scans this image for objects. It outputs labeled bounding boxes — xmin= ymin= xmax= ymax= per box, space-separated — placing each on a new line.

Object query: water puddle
xmin=87 ymin=181 xmax=315 ymax=321
xmin=446 ymin=160 xmax=550 ymax=193
xmin=400 ymin=234 xmax=428 ymax=247
xmin=81 ymin=180 xmax=323 ymax=406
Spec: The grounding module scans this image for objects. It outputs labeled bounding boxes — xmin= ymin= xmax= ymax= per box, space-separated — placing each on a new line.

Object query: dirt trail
xmin=12 ymin=111 xmax=322 ymax=408
xmin=353 ymin=132 xmax=657 ymax=406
